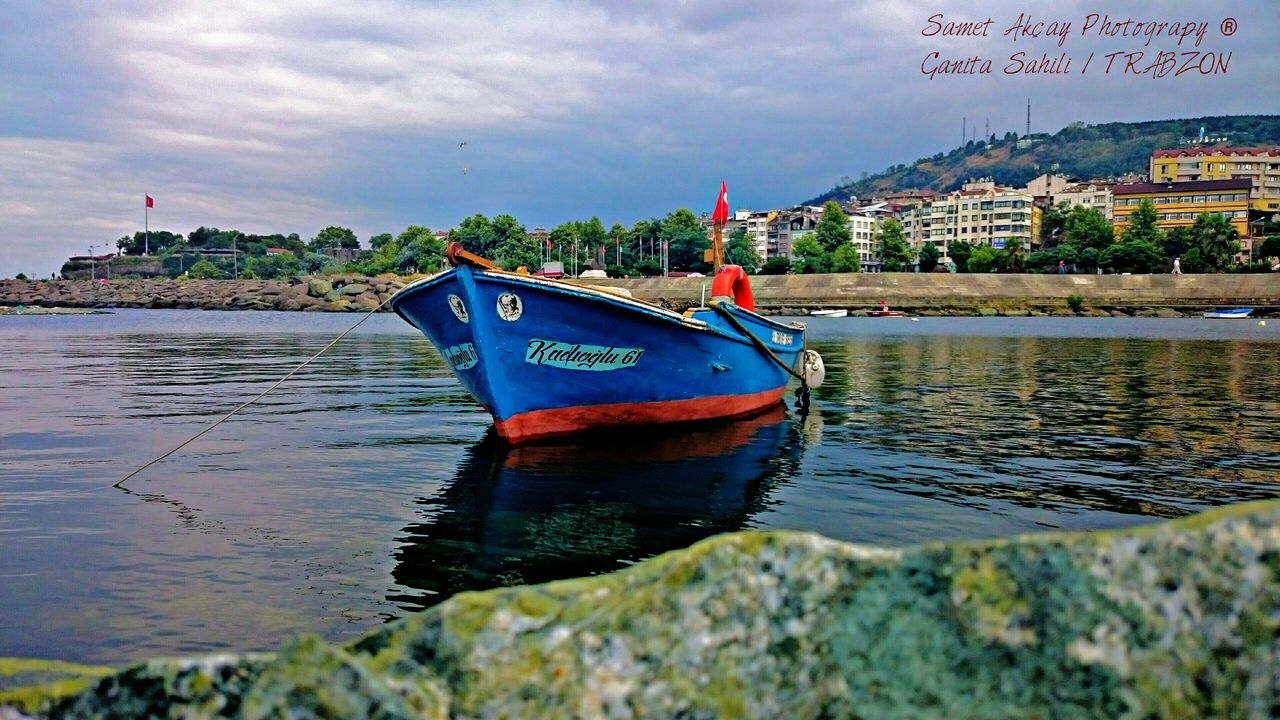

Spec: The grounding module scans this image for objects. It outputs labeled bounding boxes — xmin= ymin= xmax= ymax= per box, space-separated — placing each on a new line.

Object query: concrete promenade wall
xmin=2 ymin=273 xmax=1277 ymax=314
xmin=602 ymin=273 xmax=1280 ymax=311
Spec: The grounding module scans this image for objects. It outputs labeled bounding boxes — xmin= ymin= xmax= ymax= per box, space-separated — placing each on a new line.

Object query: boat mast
xmin=713 ymin=223 xmax=724 ymax=271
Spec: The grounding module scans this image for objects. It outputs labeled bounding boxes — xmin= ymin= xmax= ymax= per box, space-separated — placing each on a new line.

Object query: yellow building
xmin=1150 ymin=147 xmax=1280 ymax=212
xmin=1112 ymin=179 xmax=1251 ymax=239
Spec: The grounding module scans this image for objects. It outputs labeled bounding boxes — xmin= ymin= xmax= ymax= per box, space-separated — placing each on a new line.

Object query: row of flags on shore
xmin=137 ymin=178 xmax=726 ymax=259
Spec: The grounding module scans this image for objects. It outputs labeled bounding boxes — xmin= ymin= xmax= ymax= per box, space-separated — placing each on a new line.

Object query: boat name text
xmin=525 ymin=339 xmax=644 ymax=371
xmin=442 ymin=343 xmax=478 ymax=370
xmin=771 ymin=331 xmax=794 ymax=346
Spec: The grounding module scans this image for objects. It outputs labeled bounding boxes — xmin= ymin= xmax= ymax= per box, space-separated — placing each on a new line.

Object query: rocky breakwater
xmin=3 ymin=500 xmax=1277 ymax=719
xmin=0 ymin=277 xmax=407 ymax=313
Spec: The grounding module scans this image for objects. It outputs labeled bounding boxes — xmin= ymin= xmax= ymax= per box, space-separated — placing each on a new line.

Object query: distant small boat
xmin=866 ymin=300 xmax=905 ymax=318
xmin=1202 ymin=308 xmax=1253 ymax=319
xmin=810 ymin=309 xmax=848 ymax=318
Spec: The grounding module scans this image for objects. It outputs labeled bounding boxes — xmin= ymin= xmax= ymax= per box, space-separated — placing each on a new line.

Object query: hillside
xmin=807 ymin=115 xmax=1280 ymax=204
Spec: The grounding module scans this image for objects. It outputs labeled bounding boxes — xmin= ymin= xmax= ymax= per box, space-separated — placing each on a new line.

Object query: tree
xmin=1187 ymin=212 xmax=1240 ymax=271
xmin=1162 ymin=227 xmax=1195 ymax=262
xmin=1001 ymin=237 xmax=1025 ymax=272
xmin=1257 ymin=235 xmax=1280 ymax=263
xmin=117 ymin=230 xmax=184 ymax=255
xmin=310 ymin=226 xmax=358 ymax=251
xmin=917 ymin=243 xmax=940 ymax=272
xmin=395 ymin=225 xmax=445 ymax=273
xmin=725 ymin=228 xmax=762 ymax=273
xmin=1039 ymin=202 xmax=1069 ymax=246
xmin=790 ymin=235 xmax=830 ymax=274
xmin=1063 ymin=206 xmax=1114 ymax=252
xmin=489 ymin=215 xmax=539 ymax=271
xmin=875 ymin=219 xmax=914 ymax=271
xmin=451 ymin=215 xmax=497 ymax=257
xmin=301 ymin=252 xmax=332 ymax=274
xmin=1121 ymin=200 xmax=1163 ymax=248
xmin=831 ymin=244 xmax=861 ymax=273
xmin=761 ymin=256 xmax=791 ymax=275
xmin=659 ymin=209 xmax=707 ymax=271
xmin=245 ymin=253 xmax=301 ymax=280
xmin=369 ymin=233 xmax=394 ymax=251
xmin=967 ymin=245 xmax=998 ymax=272
xmin=636 ymin=258 xmax=663 ymax=277
xmin=187 ymin=259 xmax=225 ymax=279
xmin=949 ymin=240 xmax=974 ymax=272
xmin=815 ymin=201 xmax=852 ymax=253
xmin=1100 ymin=239 xmax=1164 ymax=274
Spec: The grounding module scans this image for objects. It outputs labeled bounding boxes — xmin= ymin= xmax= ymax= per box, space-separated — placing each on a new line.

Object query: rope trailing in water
xmin=710 ymin=302 xmax=810 ymax=411
xmin=114 ymin=296 xmax=394 ymax=489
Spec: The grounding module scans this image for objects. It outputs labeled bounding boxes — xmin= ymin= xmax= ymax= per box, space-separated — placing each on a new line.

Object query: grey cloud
xmin=1 ymin=0 xmax=1277 ymax=277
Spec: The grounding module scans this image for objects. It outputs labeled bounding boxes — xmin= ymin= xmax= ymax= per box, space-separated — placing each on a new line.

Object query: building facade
xmin=1053 ymin=182 xmax=1115 ymax=220
xmin=847 ymin=211 xmax=881 ymax=270
xmin=899 ymin=179 xmax=1038 ymax=261
xmin=1150 ymin=147 xmax=1280 ymax=213
xmin=1112 ymin=178 xmax=1251 ymax=238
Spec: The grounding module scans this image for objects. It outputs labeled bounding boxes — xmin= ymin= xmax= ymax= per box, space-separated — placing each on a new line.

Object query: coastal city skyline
xmin=2 ymin=0 xmax=1278 ymax=278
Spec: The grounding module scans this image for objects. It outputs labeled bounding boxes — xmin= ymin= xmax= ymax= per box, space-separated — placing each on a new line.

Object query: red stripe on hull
xmin=493 ymin=387 xmax=787 ymax=445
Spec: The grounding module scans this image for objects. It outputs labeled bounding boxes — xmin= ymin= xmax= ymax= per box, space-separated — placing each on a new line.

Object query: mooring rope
xmin=710 ymin=302 xmax=811 ymax=410
xmin=114 ymin=296 xmax=394 ymax=489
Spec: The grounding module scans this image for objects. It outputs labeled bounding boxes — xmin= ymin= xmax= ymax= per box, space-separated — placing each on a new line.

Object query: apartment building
xmin=1054 ymin=182 xmax=1115 ymax=220
xmin=1151 ymin=147 xmax=1280 ymax=212
xmin=847 ymin=211 xmax=881 ymax=270
xmin=899 ymin=179 xmax=1038 ymax=260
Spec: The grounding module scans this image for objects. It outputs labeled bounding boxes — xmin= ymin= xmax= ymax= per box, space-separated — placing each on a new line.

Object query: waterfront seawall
xmin=601 ymin=272 xmax=1280 ymax=315
xmin=2 ymin=273 xmax=1278 ymax=315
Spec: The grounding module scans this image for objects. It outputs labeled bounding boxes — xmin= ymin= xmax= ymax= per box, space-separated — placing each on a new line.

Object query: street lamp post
xmin=88 ymin=245 xmax=96 ymax=281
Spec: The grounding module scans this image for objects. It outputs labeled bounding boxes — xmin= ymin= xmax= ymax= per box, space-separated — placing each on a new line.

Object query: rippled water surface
xmin=2 ymin=310 xmax=1278 ymax=664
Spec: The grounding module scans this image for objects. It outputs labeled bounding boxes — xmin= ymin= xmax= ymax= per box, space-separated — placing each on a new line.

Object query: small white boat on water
xmin=810 ymin=309 xmax=848 ymax=318
xmin=1202 ymin=308 xmax=1253 ymax=319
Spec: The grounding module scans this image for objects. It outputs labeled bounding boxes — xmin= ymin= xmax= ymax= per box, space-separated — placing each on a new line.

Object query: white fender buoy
xmin=801 ymin=349 xmax=825 ymax=389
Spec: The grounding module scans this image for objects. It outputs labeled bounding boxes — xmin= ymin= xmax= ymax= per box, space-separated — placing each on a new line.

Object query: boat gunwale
xmin=391 ymin=267 xmax=805 ymax=348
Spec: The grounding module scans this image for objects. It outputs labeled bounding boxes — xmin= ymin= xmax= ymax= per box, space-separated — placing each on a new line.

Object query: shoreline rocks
xmin=3 ymin=499 xmax=1277 ymax=719
xmin=0 ymin=277 xmax=407 ymax=314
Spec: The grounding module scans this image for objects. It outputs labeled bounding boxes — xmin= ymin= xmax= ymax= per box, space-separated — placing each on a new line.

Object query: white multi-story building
xmin=899 ymin=179 xmax=1038 ymax=261
xmin=1053 ymin=183 xmax=1115 ymax=220
xmin=847 ymin=210 xmax=881 ymax=270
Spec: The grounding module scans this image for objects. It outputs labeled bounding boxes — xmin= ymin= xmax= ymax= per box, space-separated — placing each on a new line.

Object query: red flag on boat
xmin=711 ymin=180 xmax=728 ymax=226
xmin=145 ymin=195 xmax=154 ymax=209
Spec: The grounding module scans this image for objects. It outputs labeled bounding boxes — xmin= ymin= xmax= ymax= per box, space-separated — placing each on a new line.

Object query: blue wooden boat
xmin=1202 ymin=308 xmax=1252 ymax=319
xmin=390 ymin=244 xmax=816 ymax=444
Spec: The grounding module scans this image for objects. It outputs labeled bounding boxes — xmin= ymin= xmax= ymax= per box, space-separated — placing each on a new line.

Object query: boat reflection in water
xmin=388 ymin=405 xmax=802 ymax=611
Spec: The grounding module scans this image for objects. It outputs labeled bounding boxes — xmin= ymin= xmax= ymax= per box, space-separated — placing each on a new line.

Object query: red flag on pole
xmin=545 ymin=238 xmax=552 ymax=251
xmin=145 ymin=195 xmax=155 ymax=209
xmin=711 ymin=180 xmax=728 ymax=226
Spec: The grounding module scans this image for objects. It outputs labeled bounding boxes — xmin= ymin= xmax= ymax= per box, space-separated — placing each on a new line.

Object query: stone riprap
xmin=0 ymin=277 xmax=406 ymax=313
xmin=3 ymin=273 xmax=1278 ymax=316
xmin=3 ymin=500 xmax=1277 ymax=719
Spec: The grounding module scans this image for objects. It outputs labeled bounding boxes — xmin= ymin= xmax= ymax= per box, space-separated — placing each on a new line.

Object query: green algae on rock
xmin=10 ymin=500 xmax=1280 ymax=719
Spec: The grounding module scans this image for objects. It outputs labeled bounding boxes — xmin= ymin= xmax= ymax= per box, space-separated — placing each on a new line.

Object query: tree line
xmin=71 ymin=199 xmax=1276 ymax=282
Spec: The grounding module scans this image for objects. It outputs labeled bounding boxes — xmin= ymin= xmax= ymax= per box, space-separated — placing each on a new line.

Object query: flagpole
xmin=144 ymin=199 xmax=149 ymax=256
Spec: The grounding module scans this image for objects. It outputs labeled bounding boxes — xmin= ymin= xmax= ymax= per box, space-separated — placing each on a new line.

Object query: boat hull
xmin=1203 ymin=308 xmax=1252 ymax=319
xmin=391 ymin=267 xmax=804 ymax=443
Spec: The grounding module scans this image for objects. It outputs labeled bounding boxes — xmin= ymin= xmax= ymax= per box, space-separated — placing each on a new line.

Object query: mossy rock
xmin=8 ymin=501 xmax=1279 ymax=719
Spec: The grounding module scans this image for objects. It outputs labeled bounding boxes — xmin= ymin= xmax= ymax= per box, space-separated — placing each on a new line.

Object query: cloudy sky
xmin=2 ymin=0 xmax=1276 ymax=277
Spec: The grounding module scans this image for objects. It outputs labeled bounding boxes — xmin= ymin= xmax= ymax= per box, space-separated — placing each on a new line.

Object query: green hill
xmin=808 ymin=115 xmax=1280 ymax=204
